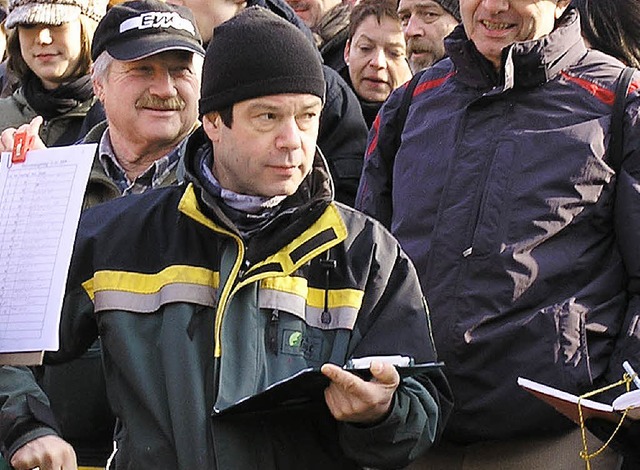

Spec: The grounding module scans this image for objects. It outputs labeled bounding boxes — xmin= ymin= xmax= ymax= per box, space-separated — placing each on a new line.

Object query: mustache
xmin=135 ymin=94 xmax=186 ymax=111
xmin=406 ymin=38 xmax=428 ymax=55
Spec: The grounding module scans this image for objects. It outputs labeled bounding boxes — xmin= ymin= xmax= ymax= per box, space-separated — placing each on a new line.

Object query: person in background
xmin=285 ymin=0 xmax=350 ymax=75
xmin=572 ymin=0 xmax=640 ymax=69
xmin=170 ymin=0 xmax=368 ymax=206
xmin=0 ymin=8 xmax=451 ymax=469
xmin=0 ymin=1 xmax=7 ymax=61
xmin=0 ymin=0 xmax=107 ymax=145
xmin=357 ymin=0 xmax=640 ymax=467
xmin=344 ymin=0 xmax=412 ymax=127
xmin=397 ymin=0 xmax=458 ymax=72
xmin=0 ymin=1 xmax=204 ymax=468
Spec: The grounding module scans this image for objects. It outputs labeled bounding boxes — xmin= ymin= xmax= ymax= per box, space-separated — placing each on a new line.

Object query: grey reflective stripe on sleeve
xmin=94 ymin=283 xmax=217 ymax=313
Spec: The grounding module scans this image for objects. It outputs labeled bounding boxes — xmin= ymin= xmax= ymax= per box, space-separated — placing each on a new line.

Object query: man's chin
xmin=409 ymin=53 xmax=435 ymax=72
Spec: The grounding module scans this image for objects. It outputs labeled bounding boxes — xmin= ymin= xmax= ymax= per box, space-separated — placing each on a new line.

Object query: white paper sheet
xmin=0 ymin=144 xmax=96 ymax=357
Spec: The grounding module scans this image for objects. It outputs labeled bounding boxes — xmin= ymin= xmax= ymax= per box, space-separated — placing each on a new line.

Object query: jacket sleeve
xmin=354 ymin=84 xmax=405 ymax=229
xmin=318 ymin=66 xmax=368 ymax=207
xmin=607 ymin=81 xmax=640 ymax=387
xmin=337 ymin=215 xmax=453 ymax=469
xmin=0 ymin=366 xmax=60 ymax=460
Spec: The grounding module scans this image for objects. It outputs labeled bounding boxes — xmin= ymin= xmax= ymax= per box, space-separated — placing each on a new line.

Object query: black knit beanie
xmin=199 ymin=7 xmax=325 ymax=115
xmin=438 ymin=0 xmax=460 ymax=22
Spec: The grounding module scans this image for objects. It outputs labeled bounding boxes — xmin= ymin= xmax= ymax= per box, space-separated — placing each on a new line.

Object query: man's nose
xmin=148 ymin=69 xmax=177 ymax=97
xmin=404 ymin=15 xmax=423 ymax=38
xmin=369 ymin=48 xmax=388 ymax=69
xmin=481 ymin=0 xmax=510 ymax=14
xmin=275 ymin=117 xmax=303 ymax=151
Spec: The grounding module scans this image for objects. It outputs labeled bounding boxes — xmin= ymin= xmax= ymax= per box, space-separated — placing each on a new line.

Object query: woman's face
xmin=18 ymin=19 xmax=83 ymax=89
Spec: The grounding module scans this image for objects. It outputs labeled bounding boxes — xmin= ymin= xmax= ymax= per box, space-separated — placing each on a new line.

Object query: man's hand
xmin=10 ymin=435 xmax=77 ymax=470
xmin=0 ymin=116 xmax=46 ymax=153
xmin=321 ymin=361 xmax=400 ymax=424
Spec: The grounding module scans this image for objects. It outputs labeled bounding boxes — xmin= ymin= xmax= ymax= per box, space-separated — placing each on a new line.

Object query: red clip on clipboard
xmin=11 ymin=131 xmax=34 ymax=164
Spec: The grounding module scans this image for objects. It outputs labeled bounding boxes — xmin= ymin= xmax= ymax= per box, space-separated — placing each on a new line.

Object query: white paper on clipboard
xmin=0 ymin=144 xmax=96 ymax=364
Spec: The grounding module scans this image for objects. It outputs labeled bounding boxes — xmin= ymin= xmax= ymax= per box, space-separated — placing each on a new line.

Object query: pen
xmin=622 ymin=361 xmax=640 ymax=389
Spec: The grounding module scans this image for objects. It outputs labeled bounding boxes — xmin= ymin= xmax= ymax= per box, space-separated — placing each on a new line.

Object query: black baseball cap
xmin=90 ymin=0 xmax=205 ymax=62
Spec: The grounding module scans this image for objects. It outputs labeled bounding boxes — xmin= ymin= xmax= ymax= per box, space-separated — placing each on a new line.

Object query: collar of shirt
xmin=98 ymin=130 xmax=187 ymax=195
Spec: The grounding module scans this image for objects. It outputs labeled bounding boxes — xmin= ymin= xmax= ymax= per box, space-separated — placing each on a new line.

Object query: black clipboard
xmin=212 ymin=361 xmax=444 ymax=417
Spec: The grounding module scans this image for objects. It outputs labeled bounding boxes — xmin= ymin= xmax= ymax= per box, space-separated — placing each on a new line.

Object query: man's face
xmin=168 ymin=0 xmax=244 ymax=43
xmin=398 ymin=0 xmax=458 ymax=72
xmin=94 ymin=50 xmax=200 ymax=154
xmin=460 ymin=0 xmax=569 ymax=70
xmin=344 ymin=15 xmax=412 ymax=103
xmin=203 ymin=94 xmax=323 ymax=197
xmin=284 ymin=0 xmax=340 ymax=28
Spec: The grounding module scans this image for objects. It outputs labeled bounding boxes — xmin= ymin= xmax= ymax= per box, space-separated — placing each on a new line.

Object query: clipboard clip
xmin=11 ymin=131 xmax=34 ymax=165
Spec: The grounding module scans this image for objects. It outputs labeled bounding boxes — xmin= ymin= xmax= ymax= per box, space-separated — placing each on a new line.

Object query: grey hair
xmin=91 ymin=50 xmax=115 ymax=84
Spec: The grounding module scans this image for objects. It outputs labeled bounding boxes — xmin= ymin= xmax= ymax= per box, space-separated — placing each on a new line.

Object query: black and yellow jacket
xmin=0 ymin=128 xmax=451 ymax=469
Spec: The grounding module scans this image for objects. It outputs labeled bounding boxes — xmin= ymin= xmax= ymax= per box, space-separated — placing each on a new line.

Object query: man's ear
xmin=202 ymin=112 xmax=222 ymax=144
xmin=92 ymin=75 xmax=104 ymax=102
xmin=344 ymin=39 xmax=351 ymax=66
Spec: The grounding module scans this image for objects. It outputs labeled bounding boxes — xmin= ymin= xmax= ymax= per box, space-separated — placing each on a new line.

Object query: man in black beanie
xmin=168 ymin=0 xmax=368 ymax=207
xmin=1 ymin=7 xmax=451 ymax=470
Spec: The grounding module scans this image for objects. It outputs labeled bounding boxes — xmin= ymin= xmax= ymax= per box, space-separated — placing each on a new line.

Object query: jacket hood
xmin=445 ymin=6 xmax=586 ymax=89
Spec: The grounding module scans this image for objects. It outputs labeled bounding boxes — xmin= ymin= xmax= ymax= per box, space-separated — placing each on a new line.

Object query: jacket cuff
xmin=3 ymin=394 xmax=61 ymax=461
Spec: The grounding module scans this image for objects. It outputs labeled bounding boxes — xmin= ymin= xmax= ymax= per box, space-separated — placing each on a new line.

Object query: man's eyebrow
xmin=247 ymin=103 xmax=281 ymax=113
xmin=354 ymin=33 xmax=376 ymax=43
xmin=400 ymin=1 xmax=444 ymax=12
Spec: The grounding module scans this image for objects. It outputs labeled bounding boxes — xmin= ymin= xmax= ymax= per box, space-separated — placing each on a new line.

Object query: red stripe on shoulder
xmin=413 ymin=71 xmax=456 ymax=97
xmin=365 ymin=113 xmax=381 ymax=158
xmin=561 ymin=71 xmax=615 ymax=105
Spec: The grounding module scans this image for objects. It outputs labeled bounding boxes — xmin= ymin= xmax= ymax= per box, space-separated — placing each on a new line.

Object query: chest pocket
xmin=258 ymin=276 xmax=363 ymax=329
xmin=258 ymin=276 xmax=364 ymax=365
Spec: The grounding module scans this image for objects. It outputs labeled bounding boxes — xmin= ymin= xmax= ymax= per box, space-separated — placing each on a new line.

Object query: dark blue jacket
xmin=356 ymin=8 xmax=640 ymax=443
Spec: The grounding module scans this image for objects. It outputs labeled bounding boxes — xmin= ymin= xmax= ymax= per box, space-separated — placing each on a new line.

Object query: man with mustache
xmin=0 ymin=2 xmax=204 ymax=468
xmin=358 ymin=0 xmax=640 ymax=467
xmin=397 ymin=0 xmax=459 ymax=72
xmin=81 ymin=0 xmax=203 ymax=206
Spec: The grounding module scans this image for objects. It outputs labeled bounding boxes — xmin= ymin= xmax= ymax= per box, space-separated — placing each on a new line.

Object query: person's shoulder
xmin=0 ymin=89 xmax=29 ymax=126
xmin=82 ymin=119 xmax=109 ymax=144
xmin=413 ymin=59 xmax=458 ymax=91
xmin=323 ymin=64 xmax=353 ymax=100
xmin=80 ymin=185 xmax=185 ymax=234
xmin=568 ymin=50 xmax=630 ymax=88
xmin=333 ymin=201 xmax=398 ymax=241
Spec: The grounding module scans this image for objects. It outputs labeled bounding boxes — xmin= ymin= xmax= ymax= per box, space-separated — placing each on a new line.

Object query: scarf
xmin=197 ymin=144 xmax=287 ymax=238
xmin=22 ymin=72 xmax=93 ymax=121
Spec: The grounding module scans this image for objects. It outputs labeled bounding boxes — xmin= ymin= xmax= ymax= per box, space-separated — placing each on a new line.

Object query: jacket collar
xmin=445 ymin=6 xmax=587 ymax=90
xmin=181 ymin=126 xmax=336 ymax=261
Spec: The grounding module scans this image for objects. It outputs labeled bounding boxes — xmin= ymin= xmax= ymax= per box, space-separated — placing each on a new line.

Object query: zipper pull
xmin=238 ymin=259 xmax=250 ymax=277
xmin=267 ymin=309 xmax=279 ymax=354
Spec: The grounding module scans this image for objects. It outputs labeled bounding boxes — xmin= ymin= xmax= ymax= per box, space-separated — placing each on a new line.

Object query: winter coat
xmin=0 ymin=87 xmax=96 ymax=146
xmin=0 ymin=127 xmax=453 ymax=469
xmin=356 ymin=7 xmax=640 ymax=443
xmin=32 ymin=122 xmax=187 ymax=467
